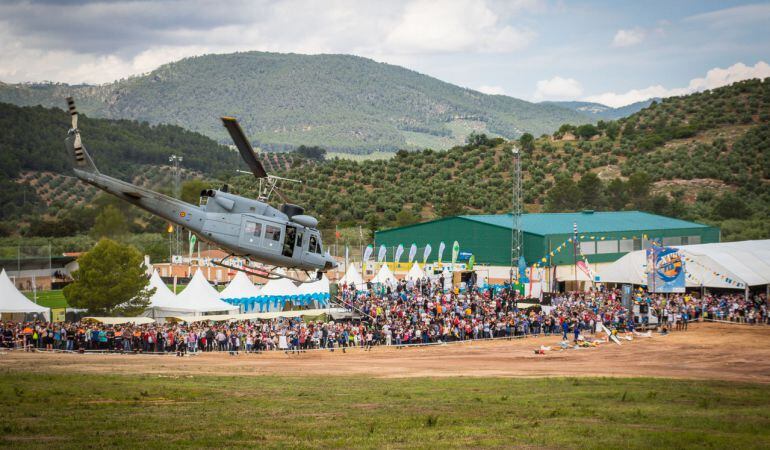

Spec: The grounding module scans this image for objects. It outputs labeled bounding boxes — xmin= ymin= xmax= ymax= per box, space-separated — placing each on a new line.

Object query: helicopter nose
xmin=324 ymin=257 xmax=339 ymax=271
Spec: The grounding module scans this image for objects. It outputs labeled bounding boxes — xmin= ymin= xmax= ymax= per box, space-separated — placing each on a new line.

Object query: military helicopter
xmin=63 ymin=98 xmax=337 ymax=282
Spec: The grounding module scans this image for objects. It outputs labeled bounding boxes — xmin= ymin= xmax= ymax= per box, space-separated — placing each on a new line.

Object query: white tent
xmin=146 ymin=270 xmax=178 ymax=309
xmin=296 ymin=274 xmax=331 ymax=307
xmin=175 ymin=269 xmax=239 ymax=314
xmin=599 ymin=239 xmax=770 ymax=289
xmin=83 ymin=316 xmax=155 ymax=325
xmin=406 ymin=262 xmax=425 ymax=280
xmin=252 ymin=276 xmax=301 ymax=312
xmin=0 ymin=269 xmax=49 ymax=318
xmin=339 ymin=263 xmax=364 ymax=287
xmin=372 ymin=263 xmax=397 ymax=285
xmin=219 ymin=271 xmax=261 ymax=301
xmin=258 ymin=277 xmax=300 ymax=297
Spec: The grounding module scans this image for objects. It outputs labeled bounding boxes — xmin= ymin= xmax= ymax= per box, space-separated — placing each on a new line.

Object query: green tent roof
xmin=459 ymin=211 xmax=710 ymax=236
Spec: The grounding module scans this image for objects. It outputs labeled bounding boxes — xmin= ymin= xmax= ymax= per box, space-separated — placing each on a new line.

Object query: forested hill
xmin=241 ymin=78 xmax=770 ymax=242
xmin=0 ymin=102 xmax=241 ymax=221
xmin=0 ymin=52 xmax=589 ymax=153
xmin=0 ymin=102 xmax=240 ymax=180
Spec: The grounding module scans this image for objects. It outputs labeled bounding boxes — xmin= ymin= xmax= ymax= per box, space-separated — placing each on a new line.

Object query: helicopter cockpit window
xmin=309 ymin=235 xmax=322 ymax=254
xmin=265 ymin=225 xmax=281 ymax=242
xmin=245 ymin=221 xmax=262 ymax=237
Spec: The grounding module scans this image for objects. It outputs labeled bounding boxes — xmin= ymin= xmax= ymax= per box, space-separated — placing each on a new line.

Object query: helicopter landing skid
xmin=213 ymin=255 xmax=317 ymax=283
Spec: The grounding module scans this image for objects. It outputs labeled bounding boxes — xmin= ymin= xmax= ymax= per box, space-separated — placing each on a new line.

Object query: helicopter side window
xmin=245 ymin=221 xmax=262 ymax=237
xmin=265 ymin=225 xmax=281 ymax=242
xmin=309 ymin=235 xmax=322 ymax=254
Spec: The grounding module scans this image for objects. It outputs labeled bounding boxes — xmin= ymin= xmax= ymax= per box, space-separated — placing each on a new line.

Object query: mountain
xmin=0 ymin=52 xmax=589 ymax=153
xmin=544 ymin=99 xmax=656 ymax=120
xmin=242 ymin=78 xmax=767 ymax=242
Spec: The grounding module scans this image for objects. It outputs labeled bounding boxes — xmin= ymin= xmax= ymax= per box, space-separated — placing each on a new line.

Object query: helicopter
xmin=63 ymin=97 xmax=337 ymax=282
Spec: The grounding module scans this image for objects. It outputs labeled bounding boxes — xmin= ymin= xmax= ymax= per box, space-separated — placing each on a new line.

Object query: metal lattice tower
xmin=510 ymin=145 xmax=522 ymax=282
xmin=169 ymin=154 xmax=183 ymax=257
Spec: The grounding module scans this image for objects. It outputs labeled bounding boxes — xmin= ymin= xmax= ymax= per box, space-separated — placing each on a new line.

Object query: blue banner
xmin=646 ymin=245 xmax=685 ymax=293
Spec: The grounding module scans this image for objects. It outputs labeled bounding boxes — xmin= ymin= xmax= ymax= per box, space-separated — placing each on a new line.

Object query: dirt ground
xmin=2 ymin=323 xmax=769 ymax=382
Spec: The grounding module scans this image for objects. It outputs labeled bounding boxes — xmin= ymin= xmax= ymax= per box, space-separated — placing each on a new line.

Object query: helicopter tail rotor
xmin=65 ymin=97 xmax=99 ymax=174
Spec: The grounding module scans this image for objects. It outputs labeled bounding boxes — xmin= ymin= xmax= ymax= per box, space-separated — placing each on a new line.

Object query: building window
xmin=580 ymin=241 xmax=596 ymax=255
xmin=688 ymin=235 xmax=701 ymax=245
xmin=597 ymin=240 xmax=618 ymax=254
xmin=619 ymin=239 xmax=634 ymax=252
xmin=662 ymin=236 xmax=681 ymax=246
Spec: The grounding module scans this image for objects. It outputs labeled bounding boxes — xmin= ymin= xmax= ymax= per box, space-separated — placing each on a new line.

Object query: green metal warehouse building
xmin=375 ymin=211 xmax=720 ymax=267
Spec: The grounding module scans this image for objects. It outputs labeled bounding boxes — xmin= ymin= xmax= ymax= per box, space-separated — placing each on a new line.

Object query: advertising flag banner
xmin=395 ymin=244 xmax=404 ymax=262
xmin=408 ymin=244 xmax=417 ymax=263
xmin=422 ymin=244 xmax=432 ymax=264
xmin=451 ymin=241 xmax=460 ymax=264
xmin=646 ymin=244 xmax=685 ymax=293
xmin=363 ymin=245 xmax=373 ymax=263
xmin=438 ymin=242 xmax=446 ymax=264
xmin=377 ymin=244 xmax=387 ymax=262
xmin=188 ymin=233 xmax=197 ymax=255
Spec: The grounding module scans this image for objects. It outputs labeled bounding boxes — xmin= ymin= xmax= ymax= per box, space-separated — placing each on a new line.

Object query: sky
xmin=1 ymin=0 xmax=769 ymax=107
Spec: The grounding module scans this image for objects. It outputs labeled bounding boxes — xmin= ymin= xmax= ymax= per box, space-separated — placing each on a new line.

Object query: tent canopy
xmin=339 ymin=264 xmax=363 ymax=286
xmin=175 ymin=270 xmax=239 ymax=313
xmin=169 ymin=307 xmax=345 ymax=323
xmin=83 ymin=316 xmax=155 ymax=325
xmin=0 ymin=269 xmax=48 ymax=314
xmin=406 ymin=262 xmax=425 ymax=280
xmin=297 ymin=275 xmax=330 ymax=296
xmin=372 ymin=263 xmax=397 ymax=285
xmin=599 ymin=239 xmax=770 ymax=289
xmin=146 ymin=270 xmax=178 ymax=308
xmin=219 ymin=271 xmax=261 ymax=300
xmin=258 ymin=277 xmax=299 ymax=297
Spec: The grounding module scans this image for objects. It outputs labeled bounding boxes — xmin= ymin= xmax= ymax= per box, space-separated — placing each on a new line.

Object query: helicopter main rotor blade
xmin=221 ymin=117 xmax=268 ymax=179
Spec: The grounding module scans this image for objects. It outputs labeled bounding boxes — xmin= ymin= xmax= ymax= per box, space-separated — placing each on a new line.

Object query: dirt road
xmin=2 ymin=323 xmax=769 ymax=382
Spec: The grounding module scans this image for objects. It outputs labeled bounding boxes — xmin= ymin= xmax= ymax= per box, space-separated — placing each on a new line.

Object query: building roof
xmin=457 ymin=211 xmax=711 ymax=236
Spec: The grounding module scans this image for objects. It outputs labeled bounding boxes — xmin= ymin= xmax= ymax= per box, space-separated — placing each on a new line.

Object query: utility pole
xmin=169 ymin=154 xmax=183 ymax=259
xmin=510 ymin=145 xmax=522 ymax=284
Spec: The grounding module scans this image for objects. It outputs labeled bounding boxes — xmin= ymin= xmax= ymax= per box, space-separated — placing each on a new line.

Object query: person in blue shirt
xmin=561 ymin=319 xmax=569 ymax=340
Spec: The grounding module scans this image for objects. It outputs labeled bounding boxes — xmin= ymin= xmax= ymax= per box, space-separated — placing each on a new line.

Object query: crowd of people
xmin=1 ymin=277 xmax=767 ymax=354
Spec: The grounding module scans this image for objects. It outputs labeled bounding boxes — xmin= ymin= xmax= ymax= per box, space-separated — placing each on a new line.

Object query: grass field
xmin=22 ymin=290 xmax=67 ymax=309
xmin=1 ymin=373 xmax=768 ymax=448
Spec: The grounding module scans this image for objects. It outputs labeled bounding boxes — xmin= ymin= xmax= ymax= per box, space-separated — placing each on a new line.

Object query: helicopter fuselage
xmin=72 ymin=166 xmax=335 ymax=273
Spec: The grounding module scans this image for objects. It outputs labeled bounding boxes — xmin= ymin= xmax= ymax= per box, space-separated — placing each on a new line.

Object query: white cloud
xmin=384 ymin=0 xmax=534 ymax=53
xmin=584 ymin=61 xmax=770 ymax=107
xmin=685 ymin=3 xmax=770 ymax=28
xmin=477 ymin=85 xmax=506 ymax=95
xmin=0 ymin=0 xmax=540 ymax=84
xmin=612 ymin=27 xmax=645 ymax=48
xmin=533 ymin=76 xmax=582 ymax=101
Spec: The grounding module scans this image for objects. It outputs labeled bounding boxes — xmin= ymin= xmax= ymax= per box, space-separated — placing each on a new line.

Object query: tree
xmin=576 ymin=124 xmax=599 ymax=140
xmin=90 ymin=205 xmax=129 ymax=239
xmin=465 ymin=132 xmax=491 ymax=148
xmin=438 ymin=185 xmax=465 ymax=217
xmin=576 ymin=173 xmax=605 ymax=210
xmin=712 ymin=192 xmax=751 ymax=220
xmin=294 ymin=145 xmax=327 ymax=161
xmin=519 ymin=133 xmax=535 ymax=152
xmin=544 ymin=175 xmax=579 ymax=212
xmin=626 ymin=172 xmax=652 ymax=209
xmin=395 ymin=206 xmax=421 ymax=227
xmin=605 ymin=178 xmax=628 ymax=210
xmin=63 ymin=239 xmax=154 ymax=316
